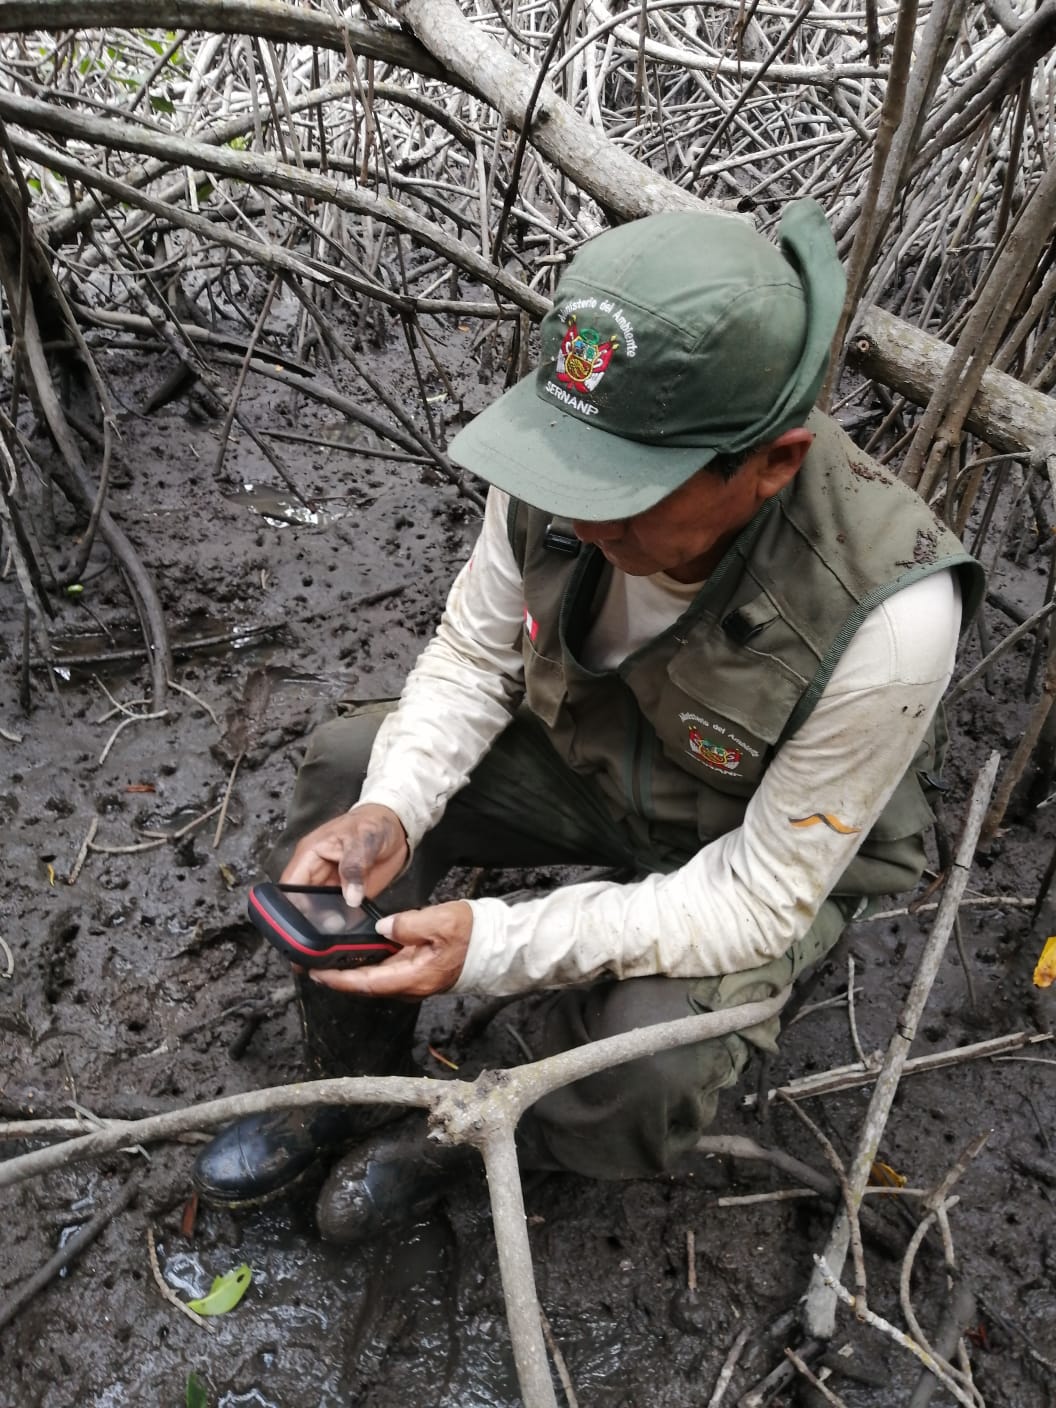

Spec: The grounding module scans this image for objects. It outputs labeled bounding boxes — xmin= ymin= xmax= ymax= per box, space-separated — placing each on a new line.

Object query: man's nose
xmin=572 ymin=518 xmax=626 ymax=545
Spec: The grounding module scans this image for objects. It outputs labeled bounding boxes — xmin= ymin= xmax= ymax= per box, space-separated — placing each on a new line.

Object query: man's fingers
xmin=310 ymin=947 xmax=436 ymax=999
xmin=374 ymin=911 xmax=427 ymax=945
xmin=310 ymin=901 xmax=472 ymax=998
xmin=282 ymin=844 xmax=340 ymax=888
xmin=282 ymin=826 xmax=353 ymax=886
xmin=337 ymin=844 xmax=369 ymax=905
xmin=336 ymin=807 xmax=407 ymax=904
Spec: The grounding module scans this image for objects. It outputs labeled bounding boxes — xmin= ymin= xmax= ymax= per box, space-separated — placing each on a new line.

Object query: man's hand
xmin=310 ymin=900 xmax=472 ymax=999
xmin=281 ymin=803 xmax=409 ymax=905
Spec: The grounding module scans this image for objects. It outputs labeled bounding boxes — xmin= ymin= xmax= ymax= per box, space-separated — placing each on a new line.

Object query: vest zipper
xmin=624 ymin=695 xmax=655 ymax=818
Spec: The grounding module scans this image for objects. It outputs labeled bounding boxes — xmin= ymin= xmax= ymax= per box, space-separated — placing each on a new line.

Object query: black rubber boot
xmin=315 ymin=1117 xmax=475 ymax=1245
xmin=192 ymin=977 xmax=420 ymax=1208
xmin=192 ymin=1105 xmax=379 ymax=1208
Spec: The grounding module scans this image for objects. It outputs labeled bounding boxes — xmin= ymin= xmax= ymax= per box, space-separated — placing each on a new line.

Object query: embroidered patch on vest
xmin=557 ymin=317 xmax=618 ymax=394
xmin=789 ymin=813 xmax=861 ymax=835
xmin=523 ymin=606 xmax=540 ymax=643
xmin=679 ymin=711 xmax=749 ymax=773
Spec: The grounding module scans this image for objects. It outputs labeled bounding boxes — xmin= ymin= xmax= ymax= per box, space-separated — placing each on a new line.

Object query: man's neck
xmin=667 ymin=535 xmax=733 ymax=583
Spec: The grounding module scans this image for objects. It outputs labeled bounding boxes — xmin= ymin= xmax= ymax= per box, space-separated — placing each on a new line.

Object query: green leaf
xmin=186 ymin=1372 xmax=208 ymax=1408
xmin=186 ymin=1264 xmax=252 ymax=1317
xmin=149 ymin=95 xmax=175 ymax=114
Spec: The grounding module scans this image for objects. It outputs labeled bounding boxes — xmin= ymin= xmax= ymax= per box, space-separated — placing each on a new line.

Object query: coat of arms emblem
xmin=687 ymin=726 xmax=742 ymax=772
xmin=557 ymin=317 xmax=618 ymax=394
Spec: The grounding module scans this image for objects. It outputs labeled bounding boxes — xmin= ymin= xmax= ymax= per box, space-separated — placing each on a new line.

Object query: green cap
xmin=448 ymin=200 xmax=845 ymax=520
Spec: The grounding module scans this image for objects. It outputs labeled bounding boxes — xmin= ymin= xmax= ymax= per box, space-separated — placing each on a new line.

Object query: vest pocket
xmin=653 ymin=677 xmax=769 ymax=794
xmin=522 ymin=637 xmax=566 ymax=728
xmin=694 ymin=781 xmax=751 ymax=845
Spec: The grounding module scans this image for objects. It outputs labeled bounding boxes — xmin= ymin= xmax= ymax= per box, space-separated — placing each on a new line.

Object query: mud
xmin=1 ymin=316 xmax=1054 ymax=1408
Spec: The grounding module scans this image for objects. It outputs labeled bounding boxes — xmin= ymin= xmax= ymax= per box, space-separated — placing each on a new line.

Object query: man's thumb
xmin=376 ymin=910 xmax=424 ymax=945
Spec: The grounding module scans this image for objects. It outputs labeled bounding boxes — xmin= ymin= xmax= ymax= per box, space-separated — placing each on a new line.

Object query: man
xmin=193 ymin=201 xmax=982 ymax=1236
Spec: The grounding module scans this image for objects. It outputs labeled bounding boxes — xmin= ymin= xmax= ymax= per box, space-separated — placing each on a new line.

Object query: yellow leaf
xmin=46 ymin=863 xmax=56 ymax=887
xmin=1033 ymin=936 xmax=1056 ymax=988
xmin=869 ymin=1160 xmax=906 ymax=1189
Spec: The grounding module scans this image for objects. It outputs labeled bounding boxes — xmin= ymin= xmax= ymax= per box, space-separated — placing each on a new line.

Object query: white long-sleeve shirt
xmin=359 ymin=489 xmax=962 ymax=996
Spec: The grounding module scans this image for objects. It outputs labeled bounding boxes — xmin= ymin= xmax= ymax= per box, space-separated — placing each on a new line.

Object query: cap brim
xmin=448 ymin=373 xmax=714 ymax=521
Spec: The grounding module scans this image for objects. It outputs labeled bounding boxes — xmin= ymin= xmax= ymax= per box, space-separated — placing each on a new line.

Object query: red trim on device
xmin=248 ymin=889 xmax=399 ymax=962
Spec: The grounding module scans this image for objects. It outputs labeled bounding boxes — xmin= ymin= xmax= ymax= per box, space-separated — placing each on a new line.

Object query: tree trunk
xmin=848 ymin=305 xmax=1056 ymax=456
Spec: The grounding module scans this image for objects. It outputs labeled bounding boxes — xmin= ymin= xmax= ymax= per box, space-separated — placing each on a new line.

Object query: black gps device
xmin=247 ymin=883 xmax=400 ymax=969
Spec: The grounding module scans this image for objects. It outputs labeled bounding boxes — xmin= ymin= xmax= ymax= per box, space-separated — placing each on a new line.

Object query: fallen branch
xmin=67 ymin=816 xmax=99 ymax=883
xmin=0 ymin=1173 xmax=142 ymax=1332
xmin=0 ymin=253 xmax=172 ymax=706
xmin=803 ymin=750 xmax=1001 ymax=1340
xmin=908 ymin=1283 xmax=979 ymax=1408
xmin=745 ymin=1029 xmax=1053 ymax=1106
xmin=705 ymin=1324 xmax=752 ymax=1408
xmin=146 ymin=1226 xmax=214 ymax=1333
xmin=212 ymin=750 xmax=242 ymax=848
xmin=98 ymin=708 xmax=169 ymax=767
xmin=848 ymin=304 xmax=1056 ymax=459
xmin=0 ymin=990 xmax=788 ymax=1408
xmin=89 ymin=801 xmax=223 ymax=857
xmin=784 ymin=1347 xmax=849 ymax=1408
xmin=947 ymin=602 xmax=1056 ymax=704
xmin=0 ymin=90 xmax=549 ymax=318
xmin=0 ymin=0 xmax=448 ymax=84
xmin=813 ymin=1255 xmax=979 ymax=1408
xmin=696 ymin=1131 xmax=902 ymax=1257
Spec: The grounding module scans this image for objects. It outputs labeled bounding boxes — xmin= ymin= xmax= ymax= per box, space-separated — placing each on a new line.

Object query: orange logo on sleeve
xmin=789 ymin=813 xmax=861 ymax=835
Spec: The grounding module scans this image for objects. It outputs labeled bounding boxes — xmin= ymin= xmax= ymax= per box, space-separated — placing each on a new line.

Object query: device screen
xmin=278 ymin=885 xmax=373 ymax=935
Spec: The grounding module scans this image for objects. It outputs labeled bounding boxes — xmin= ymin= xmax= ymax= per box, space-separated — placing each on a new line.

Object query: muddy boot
xmin=192 ymin=977 xmax=420 ymax=1208
xmin=315 ymin=1115 xmax=476 ymax=1245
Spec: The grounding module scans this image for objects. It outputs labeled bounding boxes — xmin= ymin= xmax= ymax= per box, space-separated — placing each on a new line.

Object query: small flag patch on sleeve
xmin=523 ymin=606 xmax=540 ymax=642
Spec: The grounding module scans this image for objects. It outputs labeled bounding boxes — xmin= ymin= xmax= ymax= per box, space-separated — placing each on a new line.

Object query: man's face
xmin=570 ymin=456 xmax=764 ymax=583
xmin=569 ymin=430 xmax=813 ymax=583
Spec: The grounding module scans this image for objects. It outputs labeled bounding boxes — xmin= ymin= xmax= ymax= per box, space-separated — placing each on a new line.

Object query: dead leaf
xmin=1033 ymin=936 xmax=1056 ymax=988
xmin=869 ymin=1160 xmax=907 ymax=1189
xmin=217 ymin=667 xmax=272 ymax=763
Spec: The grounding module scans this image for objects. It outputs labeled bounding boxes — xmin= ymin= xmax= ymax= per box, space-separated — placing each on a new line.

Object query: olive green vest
xmin=507 ymin=412 xmax=985 ymax=898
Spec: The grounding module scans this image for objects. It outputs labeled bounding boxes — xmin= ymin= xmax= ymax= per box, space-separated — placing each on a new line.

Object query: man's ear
xmin=756 ymin=428 xmax=814 ymax=499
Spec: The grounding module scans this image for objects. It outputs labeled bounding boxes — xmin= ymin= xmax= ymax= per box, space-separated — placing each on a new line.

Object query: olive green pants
xmin=271 ymin=703 xmax=850 ymax=1180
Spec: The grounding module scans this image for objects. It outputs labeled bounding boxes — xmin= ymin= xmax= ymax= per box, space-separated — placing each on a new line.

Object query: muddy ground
xmin=0 ymin=307 xmax=1054 ymax=1408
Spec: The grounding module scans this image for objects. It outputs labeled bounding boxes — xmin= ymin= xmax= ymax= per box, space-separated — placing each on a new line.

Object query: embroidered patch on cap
xmin=557 ymin=317 xmax=618 ymax=395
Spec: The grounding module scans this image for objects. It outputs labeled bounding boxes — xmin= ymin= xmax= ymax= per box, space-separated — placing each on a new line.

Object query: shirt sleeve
xmin=456 ymin=570 xmax=963 ymax=995
xmin=356 ymin=488 xmax=525 ymax=849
